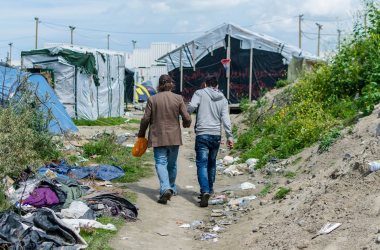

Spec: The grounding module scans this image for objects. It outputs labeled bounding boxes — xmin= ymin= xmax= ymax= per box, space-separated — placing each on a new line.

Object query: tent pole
xmin=249 ymin=47 xmax=253 ymax=102
xmin=227 ymin=34 xmax=231 ymax=101
xmin=192 ymin=42 xmax=196 ymax=71
xmin=180 ymin=49 xmax=183 ymax=93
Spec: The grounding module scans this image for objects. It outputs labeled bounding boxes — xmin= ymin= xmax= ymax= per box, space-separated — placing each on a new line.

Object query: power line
xmin=109 ymin=39 xmax=132 ymax=47
xmin=40 ymin=22 xmax=68 ymax=32
xmin=244 ymin=16 xmax=298 ymax=27
xmin=303 ymin=18 xmax=353 ymax=22
xmin=74 ymin=31 xmax=107 ymax=40
xmin=302 ymin=31 xmax=338 ymax=36
xmin=301 ymin=32 xmax=318 ymax=40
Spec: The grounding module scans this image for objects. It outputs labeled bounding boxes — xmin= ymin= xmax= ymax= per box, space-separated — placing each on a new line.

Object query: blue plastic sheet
xmin=45 ymin=160 xmax=125 ymax=181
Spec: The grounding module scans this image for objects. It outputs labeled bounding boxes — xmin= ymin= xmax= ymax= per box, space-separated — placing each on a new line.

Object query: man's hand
xmin=227 ymin=139 xmax=234 ymax=149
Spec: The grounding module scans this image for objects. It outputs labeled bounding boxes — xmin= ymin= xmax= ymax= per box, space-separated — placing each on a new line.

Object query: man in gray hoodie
xmin=187 ymin=76 xmax=233 ymax=207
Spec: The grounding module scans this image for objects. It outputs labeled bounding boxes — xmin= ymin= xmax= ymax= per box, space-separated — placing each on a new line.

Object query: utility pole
xmin=364 ymin=13 xmax=367 ymax=34
xmin=337 ymin=29 xmax=342 ymax=51
xmin=299 ymin=14 xmax=303 ymax=49
xmin=316 ymin=23 xmax=323 ymax=57
xmin=132 ymin=40 xmax=137 ymax=50
xmin=107 ymin=34 xmax=110 ymax=50
xmin=35 ymin=17 xmax=39 ymax=49
xmin=8 ymin=43 xmax=12 ymax=66
xmin=69 ymin=26 xmax=75 ymax=45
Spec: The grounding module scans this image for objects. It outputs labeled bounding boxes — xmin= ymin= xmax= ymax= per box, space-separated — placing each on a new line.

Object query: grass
xmin=127 ymin=119 xmax=141 ymax=124
xmin=74 ymin=117 xmax=127 ymax=126
xmin=82 ymin=133 xmax=154 ymax=183
xmin=318 ymin=128 xmax=342 ymax=154
xmin=291 ymin=157 xmax=302 ymax=165
xmin=80 ymin=216 xmax=125 ymax=250
xmin=274 ymin=187 xmax=292 ymax=199
xmin=259 ymin=185 xmax=272 ymax=196
xmin=283 ymin=171 xmax=297 ymax=179
xmin=122 ymin=191 xmax=138 ymax=203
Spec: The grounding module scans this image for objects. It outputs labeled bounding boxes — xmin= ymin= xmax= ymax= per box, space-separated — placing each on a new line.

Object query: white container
xmin=369 ymin=161 xmax=380 ymax=172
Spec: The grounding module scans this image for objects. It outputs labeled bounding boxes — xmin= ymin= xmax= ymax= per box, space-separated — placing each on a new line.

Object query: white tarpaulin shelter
xmin=22 ymin=45 xmax=125 ymax=120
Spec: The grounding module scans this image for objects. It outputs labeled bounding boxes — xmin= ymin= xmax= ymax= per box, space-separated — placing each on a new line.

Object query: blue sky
xmin=0 ymin=0 xmax=363 ymax=65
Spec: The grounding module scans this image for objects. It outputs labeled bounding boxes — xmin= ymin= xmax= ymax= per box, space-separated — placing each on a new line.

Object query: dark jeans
xmin=195 ymin=134 xmax=221 ymax=193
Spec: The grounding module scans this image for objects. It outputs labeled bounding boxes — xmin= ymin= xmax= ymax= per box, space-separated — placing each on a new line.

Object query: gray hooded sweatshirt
xmin=187 ymin=87 xmax=233 ymax=141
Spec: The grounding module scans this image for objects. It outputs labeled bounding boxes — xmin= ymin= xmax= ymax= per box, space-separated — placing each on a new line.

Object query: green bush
xmin=318 ymin=128 xmax=342 ymax=154
xmin=274 ymin=187 xmax=291 ymax=199
xmin=276 ymin=79 xmax=291 ymax=88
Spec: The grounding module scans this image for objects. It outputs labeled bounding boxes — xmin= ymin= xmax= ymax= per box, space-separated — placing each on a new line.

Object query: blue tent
xmin=0 ymin=66 xmax=78 ymax=134
xmin=135 ymin=83 xmax=157 ymax=102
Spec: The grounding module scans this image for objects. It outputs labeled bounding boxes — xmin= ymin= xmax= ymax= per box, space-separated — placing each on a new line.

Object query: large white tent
xmin=22 ymin=45 xmax=125 ymax=120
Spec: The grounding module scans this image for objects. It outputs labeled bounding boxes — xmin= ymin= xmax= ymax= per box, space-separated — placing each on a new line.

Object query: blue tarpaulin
xmin=0 ymin=65 xmax=78 ymax=134
xmin=46 ymin=159 xmax=125 ymax=181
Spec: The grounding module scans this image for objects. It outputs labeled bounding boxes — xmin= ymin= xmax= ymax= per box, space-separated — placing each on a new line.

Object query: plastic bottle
xmin=208 ymin=198 xmax=224 ymax=205
xmin=190 ymin=221 xmax=203 ymax=229
xmin=369 ymin=161 xmax=380 ymax=172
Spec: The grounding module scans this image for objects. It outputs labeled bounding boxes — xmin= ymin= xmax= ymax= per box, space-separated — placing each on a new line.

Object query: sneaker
xmin=200 ymin=193 xmax=210 ymax=207
xmin=158 ymin=189 xmax=173 ymax=204
xmin=198 ymin=191 xmax=214 ymax=199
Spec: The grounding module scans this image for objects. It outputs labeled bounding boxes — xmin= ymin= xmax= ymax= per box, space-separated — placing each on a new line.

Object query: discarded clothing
xmin=60 ymin=201 xmax=94 ymax=220
xmin=59 ymin=184 xmax=83 ymax=209
xmin=24 ymin=188 xmax=60 ymax=207
xmin=62 ymin=219 xmax=117 ymax=234
xmin=46 ymin=160 xmax=125 ymax=181
xmin=84 ymin=192 xmax=138 ymax=221
xmin=54 ymin=176 xmax=83 ymax=186
xmin=10 ymin=177 xmax=41 ymax=203
xmin=0 ymin=209 xmax=86 ymax=250
xmin=39 ymin=178 xmax=67 ymax=204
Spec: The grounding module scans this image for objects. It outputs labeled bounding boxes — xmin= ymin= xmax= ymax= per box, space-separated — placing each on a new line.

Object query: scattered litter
xmin=211 ymin=213 xmax=223 ymax=217
xmin=185 ymin=185 xmax=194 ymax=189
xmin=180 ymin=224 xmax=190 ymax=228
xmin=213 ymin=226 xmax=221 ymax=232
xmin=241 ymin=182 xmax=256 ymax=190
xmin=183 ymin=132 xmax=189 ymax=135
xmin=90 ymin=155 xmax=101 ymax=159
xmin=125 ymin=112 xmax=133 ymax=117
xmin=189 ymin=165 xmax=194 ymax=168
xmin=125 ymin=144 xmax=134 ymax=148
xmin=268 ymin=157 xmax=281 ymax=163
xmin=213 ymin=238 xmax=218 ymax=242
xmin=223 ymin=156 xmax=234 ymax=165
xmin=65 ymin=144 xmax=77 ymax=150
xmin=221 ymin=141 xmax=225 ymax=144
xmin=116 ymin=136 xmax=127 ymax=143
xmin=369 ymin=161 xmax=380 ymax=172
xmin=208 ymin=199 xmax=224 ymax=205
xmin=223 ymin=165 xmax=244 ymax=176
xmin=62 ymin=219 xmax=117 ymax=233
xmin=220 ymin=149 xmax=227 ymax=153
xmin=146 ymin=150 xmax=151 ymax=153
xmin=228 ymin=196 xmax=257 ymax=206
xmin=214 ymin=195 xmax=226 ymax=199
xmin=157 ymin=232 xmax=169 ymax=236
xmin=4 ymin=176 xmax=15 ymax=197
xmin=216 ymin=159 xmax=223 ymax=165
xmin=190 ymin=221 xmax=203 ymax=229
xmin=124 ymin=132 xmax=134 ymax=137
xmin=202 ymin=233 xmax=217 ymax=240
xmin=121 ymin=237 xmax=129 ymax=240
xmin=246 ymin=158 xmax=259 ymax=167
xmin=312 ymin=222 xmax=341 ymax=239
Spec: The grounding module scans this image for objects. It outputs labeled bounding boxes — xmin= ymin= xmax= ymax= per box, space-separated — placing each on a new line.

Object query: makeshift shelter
xmin=21 ymin=45 xmax=125 ymax=120
xmin=157 ymin=23 xmax=320 ymax=103
xmin=135 ymin=83 xmax=157 ymax=102
xmin=0 ymin=65 xmax=78 ymax=134
xmin=124 ymin=67 xmax=135 ymax=104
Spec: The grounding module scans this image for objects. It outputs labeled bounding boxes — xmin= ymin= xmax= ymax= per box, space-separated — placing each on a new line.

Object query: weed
xmin=80 ymin=216 xmax=125 ymax=250
xmin=259 ymin=185 xmax=272 ymax=196
xmin=283 ymin=171 xmax=297 ymax=179
xmin=74 ymin=117 xmax=127 ymax=126
xmin=122 ymin=191 xmax=138 ymax=202
xmin=274 ymin=187 xmax=291 ymax=199
xmin=297 ymin=165 xmax=302 ymax=171
xmin=291 ymin=157 xmax=302 ymax=165
xmin=276 ymin=79 xmax=291 ymax=88
xmin=122 ymin=126 xmax=139 ymax=131
xmin=127 ymin=119 xmax=141 ymax=124
xmin=318 ymin=128 xmax=342 ymax=154
xmin=348 ymin=128 xmax=353 ymax=135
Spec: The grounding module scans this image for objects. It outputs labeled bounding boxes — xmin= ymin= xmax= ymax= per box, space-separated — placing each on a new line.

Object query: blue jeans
xmin=153 ymin=146 xmax=179 ymax=196
xmin=195 ymin=135 xmax=221 ymax=194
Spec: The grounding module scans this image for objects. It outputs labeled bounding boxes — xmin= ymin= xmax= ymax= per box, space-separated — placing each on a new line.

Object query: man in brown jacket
xmin=138 ymin=75 xmax=192 ymax=204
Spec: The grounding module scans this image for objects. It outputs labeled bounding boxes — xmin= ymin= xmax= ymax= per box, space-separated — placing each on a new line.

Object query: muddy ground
xmin=73 ymin=104 xmax=380 ymax=250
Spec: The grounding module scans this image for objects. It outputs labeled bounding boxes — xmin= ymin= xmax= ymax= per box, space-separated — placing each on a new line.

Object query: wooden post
xmin=35 ymin=17 xmax=39 ymax=49
xmin=180 ymin=49 xmax=183 ymax=92
xmin=227 ymin=34 xmax=231 ymax=100
xmin=249 ymin=47 xmax=253 ymax=102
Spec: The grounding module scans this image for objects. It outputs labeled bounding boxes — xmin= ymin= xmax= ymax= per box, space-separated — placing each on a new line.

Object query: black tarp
xmin=124 ymin=67 xmax=135 ymax=104
xmin=169 ymin=37 xmax=287 ymax=104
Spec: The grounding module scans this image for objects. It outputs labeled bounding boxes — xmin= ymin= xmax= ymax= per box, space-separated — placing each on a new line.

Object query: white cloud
xmin=301 ymin=0 xmax=355 ymax=16
xmin=151 ymin=2 xmax=171 ymax=13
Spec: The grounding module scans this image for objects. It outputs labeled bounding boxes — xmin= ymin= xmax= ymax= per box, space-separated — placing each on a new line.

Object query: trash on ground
xmin=312 ymin=222 xmax=342 ymax=239
xmin=228 ymin=196 xmax=257 ymax=206
xmin=211 ymin=212 xmax=223 ymax=217
xmin=213 ymin=226 xmax=221 ymax=232
xmin=180 ymin=224 xmax=191 ymax=228
xmin=223 ymin=156 xmax=234 ymax=165
xmin=213 ymin=238 xmax=218 ymax=243
xmin=125 ymin=144 xmax=134 ymax=148
xmin=214 ymin=195 xmax=226 ymax=199
xmin=125 ymin=112 xmax=133 ymax=117
xmin=191 ymin=221 xmax=204 ymax=229
xmin=368 ymin=161 xmax=380 ymax=172
xmin=157 ymin=232 xmax=169 ymax=236
xmin=240 ymin=182 xmax=256 ymax=190
xmin=90 ymin=155 xmax=101 ymax=159
xmin=62 ymin=218 xmax=117 ymax=233
xmin=223 ymin=165 xmax=244 ymax=176
xmin=202 ymin=233 xmax=217 ymax=240
xmin=246 ymin=158 xmax=259 ymax=168
xmin=185 ymin=185 xmax=194 ymax=189
xmin=121 ymin=237 xmax=129 ymax=240
xmin=189 ymin=165 xmax=194 ymax=168
xmin=208 ymin=198 xmax=224 ymax=205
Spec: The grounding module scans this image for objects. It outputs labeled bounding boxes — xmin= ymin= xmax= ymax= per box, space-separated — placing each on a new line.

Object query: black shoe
xmin=198 ymin=191 xmax=214 ymax=199
xmin=200 ymin=193 xmax=210 ymax=207
xmin=158 ymin=189 xmax=173 ymax=204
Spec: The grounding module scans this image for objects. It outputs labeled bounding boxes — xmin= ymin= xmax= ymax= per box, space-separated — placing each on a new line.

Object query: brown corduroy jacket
xmin=137 ymin=91 xmax=192 ymax=148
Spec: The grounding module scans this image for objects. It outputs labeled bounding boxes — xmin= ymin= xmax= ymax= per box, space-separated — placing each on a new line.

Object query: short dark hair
xmin=206 ymin=76 xmax=218 ymax=87
xmin=158 ymin=74 xmax=174 ymax=92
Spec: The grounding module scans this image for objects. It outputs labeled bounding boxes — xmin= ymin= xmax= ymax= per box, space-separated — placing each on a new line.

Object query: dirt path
xmin=110 ymin=130 xmax=210 ymax=250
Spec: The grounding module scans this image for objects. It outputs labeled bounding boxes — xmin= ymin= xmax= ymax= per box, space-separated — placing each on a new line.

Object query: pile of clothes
xmin=1 ymin=161 xmax=137 ymax=250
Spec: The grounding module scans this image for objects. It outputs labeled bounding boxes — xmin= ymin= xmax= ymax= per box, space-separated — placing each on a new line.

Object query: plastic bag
xmin=132 ymin=137 xmax=148 ymax=157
